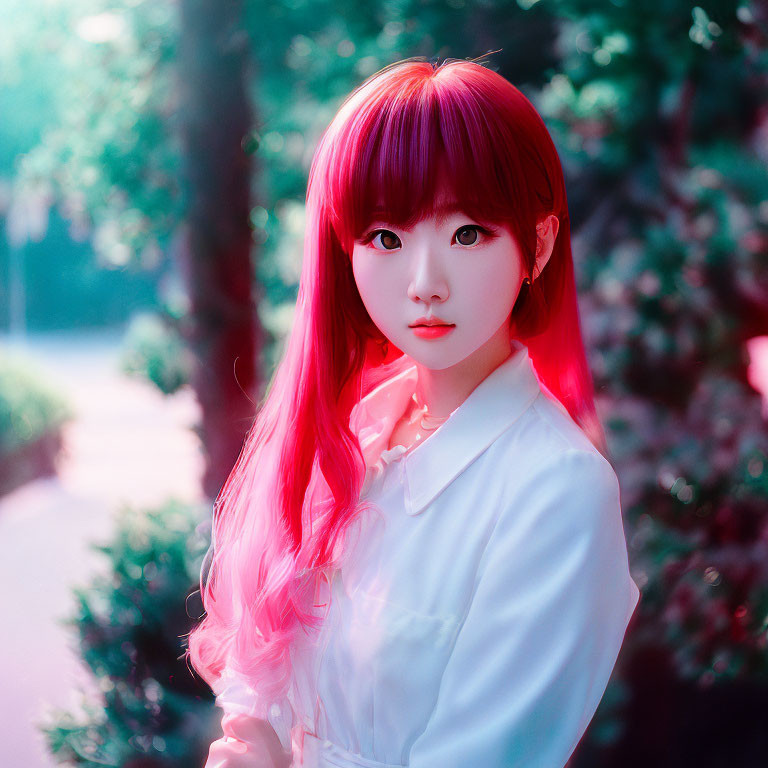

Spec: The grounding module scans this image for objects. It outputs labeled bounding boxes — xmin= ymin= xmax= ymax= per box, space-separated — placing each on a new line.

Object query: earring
xmin=523 ymin=277 xmax=531 ymax=286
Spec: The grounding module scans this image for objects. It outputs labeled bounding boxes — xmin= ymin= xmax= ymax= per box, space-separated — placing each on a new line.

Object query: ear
xmin=532 ymin=214 xmax=560 ymax=282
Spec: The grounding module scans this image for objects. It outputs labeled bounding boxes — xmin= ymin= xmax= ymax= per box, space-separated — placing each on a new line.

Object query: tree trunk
xmin=176 ymin=0 xmax=261 ymax=501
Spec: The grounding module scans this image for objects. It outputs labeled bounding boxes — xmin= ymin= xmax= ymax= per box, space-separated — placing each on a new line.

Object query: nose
xmin=406 ymin=245 xmax=449 ymax=304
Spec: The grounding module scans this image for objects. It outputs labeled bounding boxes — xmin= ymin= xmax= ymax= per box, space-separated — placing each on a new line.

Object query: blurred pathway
xmin=0 ymin=327 xmax=205 ymax=768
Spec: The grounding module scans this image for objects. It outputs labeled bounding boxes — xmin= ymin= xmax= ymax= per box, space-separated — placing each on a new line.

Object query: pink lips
xmin=410 ymin=324 xmax=456 ymax=339
xmin=409 ymin=315 xmax=456 ymax=339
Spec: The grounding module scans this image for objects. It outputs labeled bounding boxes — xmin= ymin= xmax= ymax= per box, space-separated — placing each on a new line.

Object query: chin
xmin=400 ymin=346 xmax=469 ymax=371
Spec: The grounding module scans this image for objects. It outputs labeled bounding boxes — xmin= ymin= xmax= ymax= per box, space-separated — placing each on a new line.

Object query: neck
xmin=413 ymin=324 xmax=515 ymax=418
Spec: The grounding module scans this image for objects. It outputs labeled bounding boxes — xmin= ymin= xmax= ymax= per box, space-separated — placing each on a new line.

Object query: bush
xmin=40 ymin=499 xmax=219 ymax=767
xmin=0 ymin=352 xmax=72 ymax=494
xmin=0 ymin=351 xmax=72 ymax=457
xmin=120 ymin=312 xmax=193 ymax=396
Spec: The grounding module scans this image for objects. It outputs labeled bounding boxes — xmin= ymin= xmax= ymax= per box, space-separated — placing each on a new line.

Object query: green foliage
xmin=0 ymin=0 xmax=173 ymax=332
xmin=120 ymin=311 xmax=193 ymax=395
xmin=39 ymin=499 xmax=218 ymax=766
xmin=7 ymin=0 xmax=181 ymax=269
xmin=0 ymin=351 xmax=73 ymax=455
xmin=541 ymin=0 xmax=768 ymax=691
xmin=0 ymin=1 xmax=63 ymax=168
xmin=0 ymin=211 xmax=162 ymax=334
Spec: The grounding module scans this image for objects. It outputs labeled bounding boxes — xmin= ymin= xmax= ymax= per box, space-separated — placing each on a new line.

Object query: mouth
xmin=410 ymin=323 xmax=456 ymax=339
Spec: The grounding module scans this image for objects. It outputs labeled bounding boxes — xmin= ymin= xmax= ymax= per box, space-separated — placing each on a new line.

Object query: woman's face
xmin=351 ymin=199 xmax=525 ymax=371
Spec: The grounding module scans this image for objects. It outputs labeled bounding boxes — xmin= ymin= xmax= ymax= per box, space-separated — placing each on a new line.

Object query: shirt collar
xmin=351 ymin=339 xmax=542 ymax=516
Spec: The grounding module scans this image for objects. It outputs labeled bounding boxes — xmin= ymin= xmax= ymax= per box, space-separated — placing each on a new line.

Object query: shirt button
xmin=269 ymin=703 xmax=281 ymax=718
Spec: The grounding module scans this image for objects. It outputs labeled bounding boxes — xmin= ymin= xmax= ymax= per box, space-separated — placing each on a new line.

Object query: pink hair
xmin=186 ymin=56 xmax=608 ymax=706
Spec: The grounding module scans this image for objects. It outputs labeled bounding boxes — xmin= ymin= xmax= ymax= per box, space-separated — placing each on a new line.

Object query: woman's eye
xmin=366 ymin=229 xmax=401 ymax=251
xmin=362 ymin=224 xmax=496 ymax=251
xmin=455 ymin=225 xmax=482 ymax=247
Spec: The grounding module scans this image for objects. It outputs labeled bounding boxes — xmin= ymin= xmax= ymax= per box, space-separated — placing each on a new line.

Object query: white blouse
xmin=212 ymin=339 xmax=641 ymax=768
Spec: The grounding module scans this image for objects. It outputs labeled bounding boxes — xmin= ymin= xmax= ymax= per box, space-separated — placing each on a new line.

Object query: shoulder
xmin=490 ymin=402 xmax=620 ymax=539
xmin=477 ymin=447 xmax=622 ymax=594
xmin=528 ymin=390 xmax=601 ymax=455
xmin=491 ymin=391 xmax=615 ymax=487
xmin=510 ymin=444 xmax=618 ymax=514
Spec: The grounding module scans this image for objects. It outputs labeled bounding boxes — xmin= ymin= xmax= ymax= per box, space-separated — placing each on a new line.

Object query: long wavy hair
xmin=186 ymin=55 xmax=608 ymax=707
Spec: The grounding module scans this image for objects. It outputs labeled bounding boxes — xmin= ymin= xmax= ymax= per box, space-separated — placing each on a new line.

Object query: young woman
xmin=190 ymin=54 xmax=640 ymax=768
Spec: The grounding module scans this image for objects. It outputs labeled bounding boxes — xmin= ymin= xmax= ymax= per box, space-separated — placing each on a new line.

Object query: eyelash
xmin=360 ymin=225 xmax=498 ymax=251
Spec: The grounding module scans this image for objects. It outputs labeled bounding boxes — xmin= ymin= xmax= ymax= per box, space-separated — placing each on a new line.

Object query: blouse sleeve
xmin=205 ymin=711 xmax=292 ymax=768
xmin=211 ymin=667 xmax=296 ymax=756
xmin=407 ymin=448 xmax=641 ymax=768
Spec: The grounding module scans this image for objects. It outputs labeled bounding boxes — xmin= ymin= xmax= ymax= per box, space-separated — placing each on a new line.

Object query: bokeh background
xmin=1 ymin=0 xmax=767 ymax=766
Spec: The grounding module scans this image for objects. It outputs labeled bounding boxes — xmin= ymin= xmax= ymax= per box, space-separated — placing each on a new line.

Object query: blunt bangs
xmin=323 ymin=63 xmax=529 ymax=255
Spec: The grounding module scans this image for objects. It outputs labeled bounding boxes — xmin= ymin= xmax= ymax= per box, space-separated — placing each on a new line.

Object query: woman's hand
xmin=204 ymin=712 xmax=292 ymax=768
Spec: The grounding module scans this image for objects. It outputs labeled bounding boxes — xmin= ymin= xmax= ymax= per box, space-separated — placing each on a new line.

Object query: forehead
xmin=370 ymin=199 xmax=469 ymax=229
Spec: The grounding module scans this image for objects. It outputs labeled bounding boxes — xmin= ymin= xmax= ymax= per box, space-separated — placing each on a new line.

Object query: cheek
xmin=352 ymin=253 xmax=402 ymax=323
xmin=456 ymin=255 xmax=519 ymax=319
